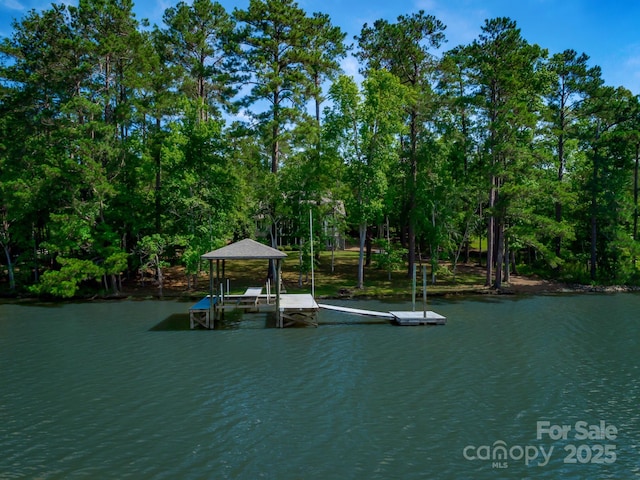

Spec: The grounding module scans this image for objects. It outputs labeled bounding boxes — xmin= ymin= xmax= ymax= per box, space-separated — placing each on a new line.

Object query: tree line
xmin=1 ymin=0 xmax=639 ymax=297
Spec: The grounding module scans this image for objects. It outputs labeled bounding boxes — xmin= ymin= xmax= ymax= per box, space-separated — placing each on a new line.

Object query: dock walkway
xmin=318 ymin=304 xmax=394 ymax=318
xmin=318 ymin=303 xmax=446 ymax=325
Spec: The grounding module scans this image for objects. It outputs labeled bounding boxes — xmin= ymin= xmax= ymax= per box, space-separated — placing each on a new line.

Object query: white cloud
xmin=233 ymin=108 xmax=254 ymax=124
xmin=141 ymin=0 xmax=172 ymax=27
xmin=413 ymin=0 xmax=487 ymax=49
xmin=2 ymin=0 xmax=26 ymax=11
xmin=340 ymin=54 xmax=360 ymax=79
xmin=624 ymin=47 xmax=640 ymax=68
xmin=620 ymin=46 xmax=640 ymax=94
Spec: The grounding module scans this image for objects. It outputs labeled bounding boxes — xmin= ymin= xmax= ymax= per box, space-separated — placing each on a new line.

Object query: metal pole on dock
xmin=216 ymin=259 xmax=220 ymax=303
xmin=310 ymin=208 xmax=315 ymax=298
xmin=276 ymin=259 xmax=282 ymax=327
xmin=266 ymin=278 xmax=271 ymax=304
xmin=222 ymin=260 xmax=226 ymax=303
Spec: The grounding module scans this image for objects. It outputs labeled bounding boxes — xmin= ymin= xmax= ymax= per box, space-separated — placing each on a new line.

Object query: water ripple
xmin=1 ymin=296 xmax=639 ymax=479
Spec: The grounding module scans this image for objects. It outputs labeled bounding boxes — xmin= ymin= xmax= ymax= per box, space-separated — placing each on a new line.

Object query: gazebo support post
xmin=216 ymin=259 xmax=221 ymax=304
xmin=222 ymin=259 xmax=226 ymax=303
xmin=209 ymin=259 xmax=214 ymax=328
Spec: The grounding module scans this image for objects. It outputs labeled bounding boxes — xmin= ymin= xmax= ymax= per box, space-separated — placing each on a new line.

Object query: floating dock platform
xmin=278 ymin=293 xmax=319 ymax=327
xmin=389 ymin=310 xmax=446 ymax=326
xmin=318 ymin=304 xmax=394 ymax=319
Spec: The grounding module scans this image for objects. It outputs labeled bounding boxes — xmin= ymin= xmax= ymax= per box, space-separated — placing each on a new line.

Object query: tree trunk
xmin=485 ymin=177 xmax=497 ymax=286
xmin=430 ymin=205 xmax=438 ymax=284
xmin=272 ymin=90 xmax=280 ymax=174
xmin=590 ymin=145 xmax=599 ymax=281
xmin=477 ymin=202 xmax=483 ymax=267
xmin=268 ymin=220 xmax=278 ymax=281
xmin=2 ymin=243 xmax=15 ymax=290
xmin=634 ymin=142 xmax=639 ymax=245
xmin=32 ymin=223 xmax=39 ymax=283
xmin=494 ymin=220 xmax=504 ymax=289
xmin=314 ymin=74 xmax=321 ymax=125
xmin=298 ymin=239 xmax=303 ymax=288
xmin=555 ymin=117 xmax=565 ymax=259
xmin=156 ymin=254 xmax=164 ymax=298
xmin=503 ymin=233 xmax=510 ymax=284
xmin=386 ymin=216 xmax=392 ymax=281
xmin=464 ymin=238 xmax=470 ymax=265
xmin=357 ymin=222 xmax=366 ymax=289
xmin=407 ymin=222 xmax=415 ymax=279
xmin=154 ymin=116 xmax=162 ymax=233
xmin=365 ymin=228 xmax=372 ymax=267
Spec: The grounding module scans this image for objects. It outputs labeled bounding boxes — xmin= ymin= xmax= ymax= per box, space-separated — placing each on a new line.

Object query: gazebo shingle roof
xmin=201 ymin=238 xmax=287 ymax=260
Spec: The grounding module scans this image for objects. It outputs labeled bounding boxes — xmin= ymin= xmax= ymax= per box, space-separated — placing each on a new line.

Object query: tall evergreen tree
xmin=579 ymin=85 xmax=637 ymax=282
xmin=132 ymin=29 xmax=182 ymax=235
xmin=160 ymin=0 xmax=241 ymax=122
xmin=464 ymin=18 xmax=548 ymax=288
xmin=438 ymin=47 xmax=485 ymax=269
xmin=545 ymin=50 xmax=602 ymax=262
xmin=0 ymin=4 xmax=89 ymax=285
xmin=356 ymin=11 xmax=446 ymax=278
xmin=234 ymin=0 xmax=312 ymax=175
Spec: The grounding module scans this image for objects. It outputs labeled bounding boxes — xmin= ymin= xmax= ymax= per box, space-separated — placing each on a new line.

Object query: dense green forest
xmin=1 ymin=0 xmax=640 ymax=297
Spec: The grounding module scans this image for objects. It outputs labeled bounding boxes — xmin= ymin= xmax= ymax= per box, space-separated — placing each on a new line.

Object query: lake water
xmin=1 ymin=294 xmax=639 ymax=479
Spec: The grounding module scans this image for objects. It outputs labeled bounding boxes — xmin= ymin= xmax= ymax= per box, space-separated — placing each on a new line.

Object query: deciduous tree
xmin=325 ymin=72 xmax=408 ymax=288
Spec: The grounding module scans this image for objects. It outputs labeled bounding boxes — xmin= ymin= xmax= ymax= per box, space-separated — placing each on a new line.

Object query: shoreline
xmin=3 ymin=260 xmax=640 ymax=302
xmin=3 ymin=279 xmax=640 ymax=303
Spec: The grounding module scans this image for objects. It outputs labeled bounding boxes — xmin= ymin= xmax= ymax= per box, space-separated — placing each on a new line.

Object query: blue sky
xmin=2 ymin=0 xmax=640 ymax=93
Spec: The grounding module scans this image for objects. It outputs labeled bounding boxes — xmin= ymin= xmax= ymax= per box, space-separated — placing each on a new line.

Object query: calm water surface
xmin=1 ymin=294 xmax=639 ymax=479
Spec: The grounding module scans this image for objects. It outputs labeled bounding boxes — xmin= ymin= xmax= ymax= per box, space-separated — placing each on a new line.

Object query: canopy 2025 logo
xmin=462 ymin=420 xmax=618 ymax=469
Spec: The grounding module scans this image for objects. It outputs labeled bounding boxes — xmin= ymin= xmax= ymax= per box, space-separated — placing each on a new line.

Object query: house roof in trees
xmin=201 ymin=238 xmax=287 ymax=260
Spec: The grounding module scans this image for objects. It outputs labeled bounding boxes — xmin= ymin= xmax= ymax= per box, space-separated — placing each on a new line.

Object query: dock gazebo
xmin=199 ymin=238 xmax=288 ymax=327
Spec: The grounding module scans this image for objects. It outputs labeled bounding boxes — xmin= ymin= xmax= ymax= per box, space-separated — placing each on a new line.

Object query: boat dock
xmin=190 ymin=298 xmax=445 ymax=329
xmin=278 ymin=294 xmax=319 ymax=328
xmin=189 ymin=296 xmax=217 ymax=329
xmin=192 ymin=239 xmax=445 ymax=330
xmin=189 ymin=292 xmax=320 ymax=329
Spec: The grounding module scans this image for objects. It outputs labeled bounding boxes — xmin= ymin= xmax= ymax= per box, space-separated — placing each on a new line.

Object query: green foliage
xmin=373 ymin=239 xmax=407 ymax=272
xmin=136 ymin=234 xmax=169 ymax=271
xmin=29 ymin=257 xmax=103 ymax=298
xmin=103 ymin=251 xmax=129 ymax=276
xmin=326 ymin=72 xmax=409 ymax=227
xmin=1 ymin=3 xmax=640 ymax=297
